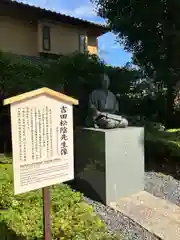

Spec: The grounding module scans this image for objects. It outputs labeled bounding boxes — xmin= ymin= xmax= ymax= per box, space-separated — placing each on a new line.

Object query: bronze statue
xmin=86 ymin=73 xmax=128 ymax=129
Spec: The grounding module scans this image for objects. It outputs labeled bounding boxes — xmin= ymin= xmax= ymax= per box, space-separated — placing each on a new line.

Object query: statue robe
xmin=87 ymin=89 xmax=128 ymax=128
xmin=89 ymin=89 xmax=119 ymax=114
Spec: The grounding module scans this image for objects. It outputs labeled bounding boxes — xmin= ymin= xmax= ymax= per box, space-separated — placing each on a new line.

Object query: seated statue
xmin=86 ymin=73 xmax=128 ymax=129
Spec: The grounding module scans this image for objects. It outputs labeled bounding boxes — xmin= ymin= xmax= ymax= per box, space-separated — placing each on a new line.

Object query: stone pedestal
xmin=74 ymin=127 xmax=144 ymax=206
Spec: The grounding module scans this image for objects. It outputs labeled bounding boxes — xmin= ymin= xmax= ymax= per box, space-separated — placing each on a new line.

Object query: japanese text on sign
xmin=10 ymin=95 xmax=74 ymax=195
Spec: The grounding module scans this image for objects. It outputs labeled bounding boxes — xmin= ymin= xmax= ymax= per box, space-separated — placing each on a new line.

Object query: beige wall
xmin=38 ymin=21 xmax=98 ymax=55
xmin=0 ymin=16 xmax=98 ymax=57
xmin=0 ymin=16 xmax=38 ymax=56
xmin=38 ymin=21 xmax=80 ymax=55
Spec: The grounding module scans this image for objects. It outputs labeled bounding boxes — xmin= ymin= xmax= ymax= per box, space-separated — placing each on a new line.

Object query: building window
xmin=42 ymin=25 xmax=51 ymax=51
xmin=79 ymin=34 xmax=87 ymax=53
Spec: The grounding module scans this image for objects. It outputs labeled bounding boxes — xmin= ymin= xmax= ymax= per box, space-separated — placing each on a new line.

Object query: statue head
xmin=101 ymin=73 xmax=110 ymax=90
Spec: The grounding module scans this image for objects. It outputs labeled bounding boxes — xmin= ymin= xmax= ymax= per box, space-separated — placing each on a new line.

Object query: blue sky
xmin=18 ymin=0 xmax=132 ymax=66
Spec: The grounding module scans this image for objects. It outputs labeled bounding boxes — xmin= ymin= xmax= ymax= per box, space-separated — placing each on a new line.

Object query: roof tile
xmin=4 ymin=0 xmax=108 ymax=32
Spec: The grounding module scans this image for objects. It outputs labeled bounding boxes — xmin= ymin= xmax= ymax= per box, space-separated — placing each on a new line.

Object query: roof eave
xmin=2 ymin=0 xmax=109 ymax=34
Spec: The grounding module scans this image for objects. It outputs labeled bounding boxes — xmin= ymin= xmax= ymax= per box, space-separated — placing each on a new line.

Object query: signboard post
xmin=4 ymin=87 xmax=79 ymax=240
xmin=43 ymin=187 xmax=51 ymax=240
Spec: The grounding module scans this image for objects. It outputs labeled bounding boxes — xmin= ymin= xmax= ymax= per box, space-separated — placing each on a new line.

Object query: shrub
xmin=145 ymin=124 xmax=180 ymax=161
xmin=0 ymin=51 xmax=104 ymax=99
xmin=0 ymin=158 xmax=118 ymax=240
xmin=0 ymin=50 xmax=141 ymax=152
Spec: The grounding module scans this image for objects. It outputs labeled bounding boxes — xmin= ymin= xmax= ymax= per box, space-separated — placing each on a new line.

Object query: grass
xmin=0 ymin=156 xmax=119 ymax=240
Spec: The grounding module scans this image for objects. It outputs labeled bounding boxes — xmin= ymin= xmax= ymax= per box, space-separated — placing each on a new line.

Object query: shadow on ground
xmin=145 ymin=155 xmax=180 ymax=180
xmin=68 ymin=178 xmax=104 ymax=203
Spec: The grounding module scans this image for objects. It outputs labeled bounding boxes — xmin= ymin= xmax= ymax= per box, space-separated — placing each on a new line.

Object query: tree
xmin=92 ymin=0 xmax=180 ymax=126
xmin=107 ymin=65 xmax=141 ymax=95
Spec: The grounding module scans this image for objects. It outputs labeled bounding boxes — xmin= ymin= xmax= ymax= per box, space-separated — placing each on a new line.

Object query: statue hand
xmin=96 ymin=110 xmax=101 ymax=116
xmin=93 ymin=110 xmax=100 ymax=119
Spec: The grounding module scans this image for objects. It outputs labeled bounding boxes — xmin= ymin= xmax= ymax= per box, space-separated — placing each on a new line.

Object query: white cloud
xmin=18 ymin=0 xmax=104 ymax=23
xmin=73 ymin=5 xmax=96 ymax=17
xmin=60 ymin=5 xmax=96 ymax=18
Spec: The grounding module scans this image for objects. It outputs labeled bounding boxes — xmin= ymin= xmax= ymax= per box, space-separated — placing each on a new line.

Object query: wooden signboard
xmin=4 ymin=87 xmax=79 ymax=239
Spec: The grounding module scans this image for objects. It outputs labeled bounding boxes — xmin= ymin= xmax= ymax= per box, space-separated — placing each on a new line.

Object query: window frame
xmin=42 ymin=25 xmax=51 ymax=51
xmin=79 ymin=34 xmax=87 ymax=53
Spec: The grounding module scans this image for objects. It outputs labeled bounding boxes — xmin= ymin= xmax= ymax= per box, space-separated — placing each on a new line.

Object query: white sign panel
xmin=10 ymin=95 xmax=74 ymax=194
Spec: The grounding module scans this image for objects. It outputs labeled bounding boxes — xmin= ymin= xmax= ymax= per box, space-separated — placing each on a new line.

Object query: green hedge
xmin=145 ymin=124 xmax=180 ymax=160
xmin=0 ymin=158 xmax=119 ymax=240
xmin=127 ymin=118 xmax=180 ymax=160
xmin=0 ymin=51 xmax=105 ymax=99
xmin=0 ymin=51 xmax=139 ymax=99
xmin=0 ymin=50 xmax=141 ymax=152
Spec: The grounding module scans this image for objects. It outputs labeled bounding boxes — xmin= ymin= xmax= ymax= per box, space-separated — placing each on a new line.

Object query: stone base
xmin=74 ymin=127 xmax=144 ymax=205
xmin=110 ymin=191 xmax=180 ymax=240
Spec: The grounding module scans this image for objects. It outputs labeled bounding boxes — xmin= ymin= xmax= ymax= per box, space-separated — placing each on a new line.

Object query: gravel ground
xmin=83 ymin=171 xmax=180 ymax=240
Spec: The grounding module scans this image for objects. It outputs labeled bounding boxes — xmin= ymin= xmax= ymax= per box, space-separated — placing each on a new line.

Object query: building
xmin=0 ymin=0 xmax=108 ymax=59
